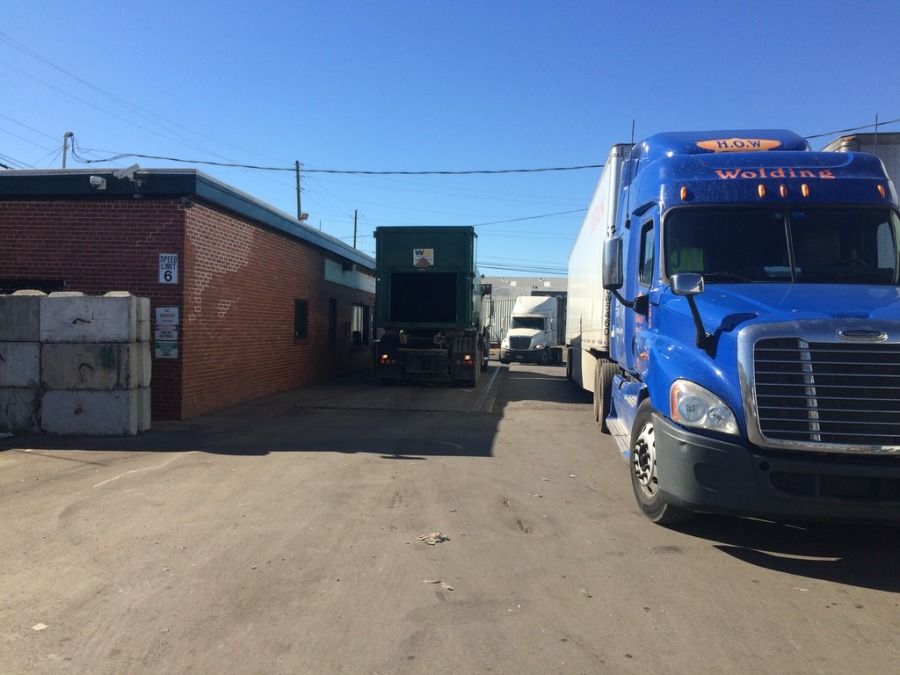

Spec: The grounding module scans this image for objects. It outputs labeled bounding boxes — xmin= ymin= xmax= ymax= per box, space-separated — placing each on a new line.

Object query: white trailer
xmin=823 ymin=132 xmax=900 ymax=186
xmin=565 ymin=144 xmax=631 ymax=425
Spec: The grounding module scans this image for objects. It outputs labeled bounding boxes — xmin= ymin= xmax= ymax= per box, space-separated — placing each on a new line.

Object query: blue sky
xmin=3 ymin=1 xmax=900 ymax=275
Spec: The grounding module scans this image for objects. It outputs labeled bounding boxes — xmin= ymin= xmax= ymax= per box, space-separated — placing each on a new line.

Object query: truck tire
xmin=629 ymin=399 xmax=691 ymax=526
xmin=592 ymin=358 xmax=616 ymax=434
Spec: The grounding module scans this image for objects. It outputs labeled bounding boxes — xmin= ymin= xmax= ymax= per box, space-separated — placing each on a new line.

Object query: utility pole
xmin=295 ymin=160 xmax=309 ymax=223
xmin=62 ymin=131 xmax=73 ymax=168
xmin=353 ymin=209 xmax=358 ymax=248
xmin=295 ymin=160 xmax=301 ymax=219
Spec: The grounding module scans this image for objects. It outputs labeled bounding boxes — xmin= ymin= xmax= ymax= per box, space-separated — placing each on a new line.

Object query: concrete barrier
xmin=0 ymin=342 xmax=41 ymax=388
xmin=42 ymin=390 xmax=142 ymax=436
xmin=0 ymin=388 xmax=40 ymax=433
xmin=41 ymin=293 xmax=140 ymax=343
xmin=0 ymin=292 xmax=44 ymax=342
xmin=41 ymin=343 xmax=151 ymax=390
xmin=0 ymin=292 xmax=152 ymax=436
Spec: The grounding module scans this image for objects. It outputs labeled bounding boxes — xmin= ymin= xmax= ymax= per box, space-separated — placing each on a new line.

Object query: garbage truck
xmin=567 ymin=129 xmax=900 ymax=524
xmin=499 ymin=295 xmax=561 ymax=364
xmin=374 ymin=226 xmax=490 ymax=386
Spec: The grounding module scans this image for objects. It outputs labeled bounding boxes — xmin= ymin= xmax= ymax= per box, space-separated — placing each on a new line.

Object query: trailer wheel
xmin=630 ymin=399 xmax=691 ymax=526
xmin=592 ymin=358 xmax=616 ymax=433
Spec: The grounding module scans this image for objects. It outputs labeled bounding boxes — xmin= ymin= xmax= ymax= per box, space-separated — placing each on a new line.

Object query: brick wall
xmin=0 ymin=198 xmax=185 ymax=419
xmin=181 ymin=202 xmax=373 ymax=419
xmin=1 ymin=197 xmax=374 ymax=422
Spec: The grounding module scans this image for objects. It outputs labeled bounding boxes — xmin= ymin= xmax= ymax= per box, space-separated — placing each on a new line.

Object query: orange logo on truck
xmin=714 ymin=168 xmax=836 ymax=180
xmin=697 ymin=138 xmax=782 ymax=152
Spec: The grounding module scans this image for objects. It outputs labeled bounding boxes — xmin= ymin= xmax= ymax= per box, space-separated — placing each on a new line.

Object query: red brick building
xmin=0 ymin=169 xmax=375 ymax=420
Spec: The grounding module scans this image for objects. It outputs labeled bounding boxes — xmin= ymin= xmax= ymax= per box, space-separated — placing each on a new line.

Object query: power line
xmin=67 ymin=114 xmax=900 ymax=177
xmin=70 ymin=140 xmax=605 ymax=175
xmin=805 ymin=115 xmax=900 ymax=140
xmin=0 ymin=112 xmax=59 ymax=143
xmin=0 ymin=151 xmax=35 ymax=169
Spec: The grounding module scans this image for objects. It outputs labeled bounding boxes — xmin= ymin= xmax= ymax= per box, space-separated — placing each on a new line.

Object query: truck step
xmin=605 ymin=417 xmax=631 ymax=461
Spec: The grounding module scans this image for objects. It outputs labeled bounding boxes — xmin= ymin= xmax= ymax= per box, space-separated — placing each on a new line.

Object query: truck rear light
xmin=463 ymin=354 xmax=474 ymax=366
xmin=379 ymin=354 xmax=391 ymax=365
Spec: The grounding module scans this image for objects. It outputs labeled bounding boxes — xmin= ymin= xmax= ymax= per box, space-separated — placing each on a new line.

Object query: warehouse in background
xmin=0 ymin=169 xmax=375 ymax=421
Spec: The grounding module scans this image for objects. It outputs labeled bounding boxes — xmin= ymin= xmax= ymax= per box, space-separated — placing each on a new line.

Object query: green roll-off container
xmin=374 ymin=226 xmax=490 ymax=385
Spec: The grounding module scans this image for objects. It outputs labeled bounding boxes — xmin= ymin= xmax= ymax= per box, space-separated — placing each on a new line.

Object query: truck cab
xmin=500 ymin=295 xmax=559 ymax=364
xmin=593 ymin=130 xmax=900 ymax=524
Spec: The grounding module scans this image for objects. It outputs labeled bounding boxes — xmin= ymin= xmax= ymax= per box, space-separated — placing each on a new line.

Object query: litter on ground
xmin=417 ymin=532 xmax=450 ymax=545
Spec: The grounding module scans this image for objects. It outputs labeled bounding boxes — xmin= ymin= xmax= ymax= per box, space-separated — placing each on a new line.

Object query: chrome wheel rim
xmin=632 ymin=422 xmax=658 ymax=498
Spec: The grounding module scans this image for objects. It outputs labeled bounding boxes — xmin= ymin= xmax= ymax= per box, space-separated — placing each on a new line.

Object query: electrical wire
xmin=0 ymin=151 xmax=35 ymax=169
xmin=805 ymin=116 xmax=900 ymax=140
xmin=70 ymin=139 xmax=606 ymax=175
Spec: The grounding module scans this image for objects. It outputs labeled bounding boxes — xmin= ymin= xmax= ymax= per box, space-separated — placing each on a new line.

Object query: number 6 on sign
xmin=159 ymin=253 xmax=179 ymax=284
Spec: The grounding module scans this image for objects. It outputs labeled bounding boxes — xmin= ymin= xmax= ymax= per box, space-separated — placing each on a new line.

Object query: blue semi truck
xmin=566 ymin=129 xmax=900 ymax=524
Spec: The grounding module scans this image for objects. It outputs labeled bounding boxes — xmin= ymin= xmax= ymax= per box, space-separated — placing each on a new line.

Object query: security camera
xmin=113 ymin=163 xmax=141 ymax=181
xmin=89 ymin=176 xmax=107 ymax=190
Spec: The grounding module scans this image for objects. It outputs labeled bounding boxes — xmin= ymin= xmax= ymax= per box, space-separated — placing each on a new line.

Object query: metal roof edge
xmin=191 ymin=171 xmax=374 ymax=270
xmin=0 ymin=168 xmax=374 ymax=272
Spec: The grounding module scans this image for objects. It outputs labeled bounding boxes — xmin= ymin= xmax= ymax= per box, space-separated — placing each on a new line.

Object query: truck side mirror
xmin=670 ymin=273 xmax=704 ymax=296
xmin=670 ymin=273 xmax=710 ymax=352
xmin=602 ymin=238 xmax=624 ymax=290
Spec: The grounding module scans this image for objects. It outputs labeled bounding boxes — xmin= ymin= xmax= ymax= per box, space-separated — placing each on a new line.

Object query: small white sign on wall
xmin=159 ymin=253 xmax=179 ymax=284
xmin=155 ymin=341 xmax=179 ymax=359
xmin=155 ymin=307 xmax=180 ymax=325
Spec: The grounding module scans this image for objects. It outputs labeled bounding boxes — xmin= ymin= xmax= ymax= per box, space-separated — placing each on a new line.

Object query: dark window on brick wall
xmin=0 ymin=279 xmax=64 ymax=294
xmin=294 ymin=299 xmax=309 ymax=339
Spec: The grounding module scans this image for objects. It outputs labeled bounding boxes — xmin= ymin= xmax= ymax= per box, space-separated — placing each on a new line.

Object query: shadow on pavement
xmin=492 ymin=361 xmax=592 ymax=411
xmin=0 ymin=372 xmax=503 ymax=458
xmin=675 ymin=513 xmax=900 ymax=593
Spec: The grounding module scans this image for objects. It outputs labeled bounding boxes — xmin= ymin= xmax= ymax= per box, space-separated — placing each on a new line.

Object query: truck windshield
xmin=664 ymin=207 xmax=900 ymax=284
xmin=511 ymin=316 xmax=545 ymax=330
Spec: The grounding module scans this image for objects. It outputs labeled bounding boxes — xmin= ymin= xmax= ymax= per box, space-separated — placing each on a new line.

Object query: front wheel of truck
xmin=630 ymin=400 xmax=692 ymax=526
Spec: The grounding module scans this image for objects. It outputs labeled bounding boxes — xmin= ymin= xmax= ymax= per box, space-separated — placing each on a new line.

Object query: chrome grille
xmin=754 ymin=338 xmax=900 ymax=446
xmin=508 ymin=336 xmax=532 ymax=350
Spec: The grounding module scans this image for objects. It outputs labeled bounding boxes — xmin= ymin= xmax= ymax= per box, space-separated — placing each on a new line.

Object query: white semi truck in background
xmin=499 ymin=295 xmax=561 ymax=364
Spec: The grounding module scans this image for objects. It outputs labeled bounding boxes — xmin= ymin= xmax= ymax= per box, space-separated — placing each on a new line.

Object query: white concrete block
xmin=0 ymin=342 xmax=41 ymax=387
xmin=0 ymin=388 xmax=40 ymax=433
xmin=138 ymin=387 xmax=151 ymax=432
xmin=42 ymin=390 xmax=140 ymax=436
xmin=41 ymin=294 xmax=138 ymax=343
xmin=42 ymin=343 xmax=147 ymax=390
xmin=139 ymin=342 xmax=152 ymax=387
xmin=0 ymin=293 xmax=44 ymax=341
xmin=137 ymin=297 xmax=151 ymax=342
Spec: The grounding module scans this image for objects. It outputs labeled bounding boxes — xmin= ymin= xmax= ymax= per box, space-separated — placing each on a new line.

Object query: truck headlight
xmin=501 ymin=339 xmax=509 ymax=349
xmin=533 ymin=343 xmax=545 ymax=349
xmin=669 ymin=380 xmax=738 ymax=435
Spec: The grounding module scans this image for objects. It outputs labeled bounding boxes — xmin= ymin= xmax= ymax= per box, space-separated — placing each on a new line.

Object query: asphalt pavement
xmin=2 ymin=360 xmax=899 ymax=674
